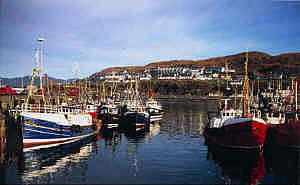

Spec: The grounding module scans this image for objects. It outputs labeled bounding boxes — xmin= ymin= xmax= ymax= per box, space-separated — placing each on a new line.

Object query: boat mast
xmin=217 ymin=77 xmax=221 ymax=110
xmin=225 ymin=62 xmax=230 ymax=90
xmin=112 ymin=80 xmax=118 ymax=99
xmin=110 ymin=81 xmax=114 ymax=98
xmin=296 ymin=80 xmax=298 ymax=120
xmin=234 ymin=85 xmax=237 ymax=110
xmin=39 ymin=38 xmax=44 ymax=102
xmin=84 ymin=79 xmax=88 ymax=104
xmin=242 ymin=48 xmax=250 ymax=117
xmin=96 ymin=82 xmax=99 ymax=104
xmin=102 ymin=81 xmax=106 ymax=103
xmin=26 ymin=38 xmax=46 ymax=104
xmin=129 ymin=78 xmax=134 ymax=103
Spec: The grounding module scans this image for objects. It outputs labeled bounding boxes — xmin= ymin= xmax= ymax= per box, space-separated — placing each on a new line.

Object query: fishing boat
xmin=265 ymin=79 xmax=300 ymax=149
xmin=145 ymin=99 xmax=163 ymax=122
xmin=96 ymin=81 xmax=121 ymax=128
xmin=20 ymin=104 xmax=98 ymax=151
xmin=98 ymin=102 xmax=120 ymax=128
xmin=145 ymin=86 xmax=164 ymax=122
xmin=19 ymin=38 xmax=99 ymax=151
xmin=120 ymin=79 xmax=150 ymax=128
xmin=204 ymin=50 xmax=268 ymax=150
xmin=205 ymin=101 xmax=267 ymax=150
xmin=121 ymin=107 xmax=150 ymax=129
xmin=85 ymin=103 xmax=99 ymax=121
xmin=146 ymin=101 xmax=163 ymax=121
xmin=256 ymin=78 xmax=292 ymax=125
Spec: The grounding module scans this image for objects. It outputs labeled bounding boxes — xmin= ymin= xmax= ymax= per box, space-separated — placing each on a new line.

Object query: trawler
xmin=265 ymin=79 xmax=300 ymax=149
xmin=204 ymin=49 xmax=268 ymax=150
xmin=145 ymin=89 xmax=164 ymax=122
xmin=120 ymin=79 xmax=150 ymax=129
xmin=19 ymin=38 xmax=99 ymax=151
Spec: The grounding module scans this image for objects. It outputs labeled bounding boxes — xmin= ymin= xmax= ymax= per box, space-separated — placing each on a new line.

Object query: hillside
xmin=95 ymin=51 xmax=300 ymax=75
xmin=2 ymin=51 xmax=299 ymax=87
xmin=100 ymin=66 xmax=145 ymax=74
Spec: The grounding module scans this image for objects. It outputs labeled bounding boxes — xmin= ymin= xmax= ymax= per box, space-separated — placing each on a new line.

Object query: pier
xmin=0 ymin=101 xmax=23 ymax=170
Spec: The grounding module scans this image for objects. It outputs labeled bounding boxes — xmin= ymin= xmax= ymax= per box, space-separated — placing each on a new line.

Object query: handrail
xmin=20 ymin=103 xmax=84 ymax=115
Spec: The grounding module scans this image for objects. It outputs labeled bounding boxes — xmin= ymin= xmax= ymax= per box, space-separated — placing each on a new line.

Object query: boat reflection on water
xmin=101 ymin=127 xmax=122 ymax=157
xmin=123 ymin=124 xmax=148 ymax=143
xmin=160 ymin=102 xmax=207 ymax=138
xmin=0 ymin=119 xmax=8 ymax=185
xmin=17 ymin=134 xmax=98 ymax=184
xmin=122 ymin=122 xmax=155 ymax=176
xmin=264 ymin=146 xmax=300 ymax=184
xmin=206 ymin=143 xmax=266 ymax=185
xmin=0 ymin=119 xmax=7 ymax=165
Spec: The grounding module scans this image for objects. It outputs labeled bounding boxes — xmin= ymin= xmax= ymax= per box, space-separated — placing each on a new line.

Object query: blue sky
xmin=0 ymin=0 xmax=300 ymax=79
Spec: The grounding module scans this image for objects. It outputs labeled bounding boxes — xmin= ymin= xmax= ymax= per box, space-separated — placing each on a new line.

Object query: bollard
xmin=0 ymin=119 xmax=6 ymax=144
xmin=0 ymin=119 xmax=6 ymax=165
xmin=16 ymin=116 xmax=23 ymax=150
xmin=94 ymin=119 xmax=102 ymax=132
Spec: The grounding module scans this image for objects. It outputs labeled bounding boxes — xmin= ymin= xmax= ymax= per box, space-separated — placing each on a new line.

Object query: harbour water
xmin=1 ymin=101 xmax=299 ymax=184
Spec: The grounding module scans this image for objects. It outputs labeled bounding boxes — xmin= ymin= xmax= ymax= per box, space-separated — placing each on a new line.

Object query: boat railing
xmin=249 ymin=109 xmax=261 ymax=119
xmin=220 ymin=109 xmax=242 ymax=119
xmin=265 ymin=111 xmax=286 ymax=124
xmin=20 ymin=104 xmax=82 ymax=114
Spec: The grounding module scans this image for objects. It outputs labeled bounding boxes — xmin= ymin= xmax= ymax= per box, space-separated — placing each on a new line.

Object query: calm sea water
xmin=1 ymin=101 xmax=299 ymax=184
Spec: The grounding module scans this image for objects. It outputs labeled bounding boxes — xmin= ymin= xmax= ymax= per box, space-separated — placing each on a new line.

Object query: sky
xmin=0 ymin=0 xmax=300 ymax=79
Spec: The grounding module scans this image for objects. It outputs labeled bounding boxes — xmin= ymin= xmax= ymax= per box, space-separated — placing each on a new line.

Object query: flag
xmin=149 ymin=89 xmax=154 ymax=99
xmin=285 ymin=89 xmax=293 ymax=104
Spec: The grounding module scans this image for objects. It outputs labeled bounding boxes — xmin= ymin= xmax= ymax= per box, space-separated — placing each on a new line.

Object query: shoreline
xmin=154 ymin=95 xmax=222 ymax=102
xmin=0 ymin=94 xmax=220 ymax=109
xmin=0 ymin=94 xmax=220 ymax=100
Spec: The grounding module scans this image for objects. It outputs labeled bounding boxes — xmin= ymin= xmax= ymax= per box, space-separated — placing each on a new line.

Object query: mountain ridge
xmin=0 ymin=76 xmax=71 ymax=87
xmin=95 ymin=51 xmax=300 ymax=75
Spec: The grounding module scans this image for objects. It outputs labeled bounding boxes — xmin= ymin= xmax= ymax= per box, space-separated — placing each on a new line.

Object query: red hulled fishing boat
xmin=204 ymin=50 xmax=268 ymax=150
xmin=265 ymin=80 xmax=300 ymax=149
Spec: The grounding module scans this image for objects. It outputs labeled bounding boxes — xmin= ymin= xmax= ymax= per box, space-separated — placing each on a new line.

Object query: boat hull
xmin=120 ymin=112 xmax=150 ymax=127
xmin=88 ymin=111 xmax=98 ymax=122
xmin=204 ymin=118 xmax=268 ymax=150
xmin=21 ymin=112 xmax=96 ymax=151
xmin=23 ymin=131 xmax=97 ymax=151
xmin=266 ymin=121 xmax=300 ymax=149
